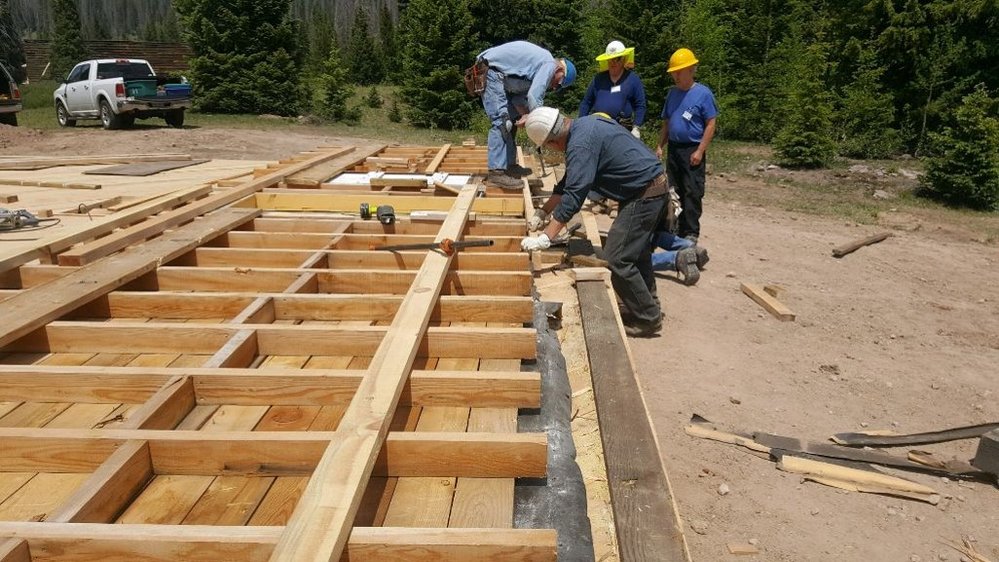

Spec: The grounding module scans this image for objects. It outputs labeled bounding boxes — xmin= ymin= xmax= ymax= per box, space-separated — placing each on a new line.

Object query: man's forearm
xmin=543 ymin=218 xmax=566 ymax=241
xmin=698 ymin=118 xmax=717 ymax=152
xmin=657 ymin=122 xmax=669 ymax=150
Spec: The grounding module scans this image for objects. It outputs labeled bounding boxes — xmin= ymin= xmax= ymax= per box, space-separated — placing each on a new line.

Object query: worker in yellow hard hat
xmin=655 ymin=47 xmax=718 ymax=245
xmin=579 ymin=41 xmax=647 ymax=139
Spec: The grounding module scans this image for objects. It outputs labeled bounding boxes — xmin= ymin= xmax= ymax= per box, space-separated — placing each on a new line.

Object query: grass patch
xmin=16 ymin=81 xmax=490 ymax=145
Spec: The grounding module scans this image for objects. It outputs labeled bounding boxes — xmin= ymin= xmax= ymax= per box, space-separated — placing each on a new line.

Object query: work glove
xmin=631 ymin=126 xmax=641 ymax=139
xmin=503 ymin=119 xmax=513 ymax=134
xmin=527 ymin=209 xmax=548 ymax=231
xmin=520 ymin=233 xmax=551 ymax=252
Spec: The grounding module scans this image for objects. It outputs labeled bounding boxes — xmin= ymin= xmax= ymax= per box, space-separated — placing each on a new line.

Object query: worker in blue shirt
xmin=521 ymin=107 xmax=667 ymax=338
xmin=655 ymin=47 xmax=718 ymax=243
xmin=579 ymin=41 xmax=647 ymax=138
xmin=475 ymin=41 xmax=576 ymax=190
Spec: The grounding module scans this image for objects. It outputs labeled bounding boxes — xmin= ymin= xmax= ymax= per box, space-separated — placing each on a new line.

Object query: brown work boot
xmin=624 ymin=316 xmax=662 ymax=338
xmin=507 ymin=164 xmax=534 ymax=178
xmin=675 ymin=247 xmax=700 ymax=286
xmin=694 ymin=246 xmax=709 ymax=270
xmin=485 ymin=170 xmax=524 ymax=190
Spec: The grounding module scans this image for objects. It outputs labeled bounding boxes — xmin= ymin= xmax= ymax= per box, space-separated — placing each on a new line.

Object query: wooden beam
xmin=740 ymin=282 xmax=795 ymax=321
xmin=6 ymin=322 xmax=536 ymax=359
xmin=0 ymin=366 xmax=541 ymax=408
xmin=0 ymin=154 xmax=193 ymax=170
xmin=0 ymin=430 xmax=547 ymax=477
xmin=578 ymin=280 xmax=692 ymax=562
xmin=0 ymin=524 xmax=557 ymax=562
xmin=424 ymin=144 xmax=451 ymax=174
xmin=0 ymin=208 xmax=260 ymax=349
xmin=254 ymin=189 xmax=524 ymax=216
xmin=282 ymin=146 xmax=369 ymax=188
xmin=64 ymin=292 xmax=533 ymax=324
xmin=272 ymin=182 xmax=478 ymax=561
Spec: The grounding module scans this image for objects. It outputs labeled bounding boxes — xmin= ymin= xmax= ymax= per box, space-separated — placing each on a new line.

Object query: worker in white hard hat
xmin=655 ymin=47 xmax=718 ymax=244
xmin=579 ymin=41 xmax=647 ymax=139
xmin=521 ymin=107 xmax=667 ymax=337
xmin=474 ymin=41 xmax=577 ymax=191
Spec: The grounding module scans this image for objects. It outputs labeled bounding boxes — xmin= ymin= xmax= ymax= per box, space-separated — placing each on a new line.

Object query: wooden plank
xmin=7 ymin=323 xmax=537 ymax=360
xmin=284 ymin=146 xmax=373 ymax=188
xmin=832 ymin=232 xmax=891 ymax=258
xmin=0 ymin=523 xmax=557 ymax=562
xmin=83 ymin=159 xmax=210 ymax=176
xmin=0 ymin=208 xmax=260 ymax=349
xmin=425 ymin=145 xmax=451 ymax=174
xmin=0 ymin=429 xmax=548 ymax=478
xmin=577 ymin=279 xmax=691 ymax=562
xmin=0 ymin=366 xmax=540 ymax=408
xmin=271 ymin=183 xmax=479 ymax=561
xmin=0 ymin=185 xmax=212 ymax=274
xmin=254 ymin=190 xmax=524 ymax=216
xmin=0 ymin=154 xmax=193 ymax=171
xmin=740 ymin=282 xmax=795 ymax=321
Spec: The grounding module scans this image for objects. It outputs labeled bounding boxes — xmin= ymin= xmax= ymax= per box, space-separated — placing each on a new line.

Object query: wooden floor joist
xmin=0 ymin=143 xmax=565 ymax=562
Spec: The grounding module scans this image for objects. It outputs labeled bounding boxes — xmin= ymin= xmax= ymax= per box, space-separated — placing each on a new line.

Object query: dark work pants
xmin=666 ymin=142 xmax=705 ymax=238
xmin=604 ymin=194 xmax=666 ymax=326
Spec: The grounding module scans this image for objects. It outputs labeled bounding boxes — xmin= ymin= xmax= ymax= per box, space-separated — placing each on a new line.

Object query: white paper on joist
xmin=329 ymin=172 xmax=470 ymax=187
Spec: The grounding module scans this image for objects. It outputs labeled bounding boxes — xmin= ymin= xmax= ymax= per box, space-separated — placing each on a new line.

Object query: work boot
xmin=624 ymin=316 xmax=662 ymax=338
xmin=694 ymin=246 xmax=709 ymax=270
xmin=485 ymin=170 xmax=524 ymax=190
xmin=675 ymin=247 xmax=700 ymax=286
xmin=507 ymin=164 xmax=534 ymax=178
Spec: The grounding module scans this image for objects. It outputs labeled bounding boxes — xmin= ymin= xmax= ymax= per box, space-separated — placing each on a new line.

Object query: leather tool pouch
xmin=463 ymin=59 xmax=489 ymax=97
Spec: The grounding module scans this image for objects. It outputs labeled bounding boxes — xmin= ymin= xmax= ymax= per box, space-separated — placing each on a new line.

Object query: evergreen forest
xmin=3 ymin=0 xmax=998 ymax=207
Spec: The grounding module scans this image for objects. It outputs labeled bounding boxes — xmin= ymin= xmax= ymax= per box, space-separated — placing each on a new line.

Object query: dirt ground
xmin=3 ymin=124 xmax=997 ymax=561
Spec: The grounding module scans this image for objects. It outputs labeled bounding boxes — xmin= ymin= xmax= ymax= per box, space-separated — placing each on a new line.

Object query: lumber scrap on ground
xmin=832 ymin=232 xmax=892 ymax=258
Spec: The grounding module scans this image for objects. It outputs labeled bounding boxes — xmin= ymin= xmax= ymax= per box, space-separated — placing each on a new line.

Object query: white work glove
xmin=631 ymin=126 xmax=641 ymax=139
xmin=521 ymin=233 xmax=551 ymax=252
xmin=503 ymin=118 xmax=513 ymax=133
xmin=527 ymin=209 xmax=548 ymax=231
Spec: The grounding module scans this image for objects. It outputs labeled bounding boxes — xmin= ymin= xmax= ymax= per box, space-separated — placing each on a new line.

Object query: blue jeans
xmin=482 ymin=69 xmax=529 ymax=170
xmin=650 ymin=231 xmax=693 ymax=271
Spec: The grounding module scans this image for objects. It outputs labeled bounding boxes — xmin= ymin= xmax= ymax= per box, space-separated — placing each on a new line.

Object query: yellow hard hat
xmin=668 ymin=48 xmax=698 ymax=73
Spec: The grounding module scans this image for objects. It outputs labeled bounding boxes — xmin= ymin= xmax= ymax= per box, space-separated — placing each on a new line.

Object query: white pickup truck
xmin=53 ymin=58 xmax=192 ymax=130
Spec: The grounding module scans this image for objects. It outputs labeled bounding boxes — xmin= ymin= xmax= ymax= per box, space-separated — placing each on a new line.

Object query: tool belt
xmin=640 ymin=174 xmax=668 ymax=199
xmin=463 ymin=59 xmax=489 ymax=97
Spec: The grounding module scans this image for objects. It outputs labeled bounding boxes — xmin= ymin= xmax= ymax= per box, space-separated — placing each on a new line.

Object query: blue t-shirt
xmin=660 ymin=83 xmax=718 ymax=143
xmin=578 ymin=70 xmax=647 ymax=126
xmin=551 ymin=115 xmax=664 ymax=223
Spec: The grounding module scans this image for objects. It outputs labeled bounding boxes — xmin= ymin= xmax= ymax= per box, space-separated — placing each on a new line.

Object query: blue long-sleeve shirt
xmin=552 ymin=115 xmax=664 ymax=223
xmin=478 ymin=41 xmax=556 ymax=111
xmin=578 ymin=69 xmax=647 ymax=126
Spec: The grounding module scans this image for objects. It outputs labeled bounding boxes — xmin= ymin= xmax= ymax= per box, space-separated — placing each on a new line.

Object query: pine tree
xmin=316 ymin=43 xmax=354 ymax=122
xmin=305 ymin=11 xmax=335 ymax=75
xmin=50 ymin=0 xmax=87 ymax=81
xmin=398 ymin=0 xmax=478 ymax=129
xmin=388 ymin=98 xmax=402 ymax=122
xmin=0 ymin=0 xmax=26 ymax=83
xmin=365 ymin=86 xmax=382 ymax=108
xmin=773 ymin=42 xmax=837 ymax=168
xmin=835 ymin=45 xmax=900 ymax=159
xmin=377 ymin=3 xmax=398 ymax=80
xmin=173 ymin=0 xmax=305 ymax=116
xmin=921 ymin=85 xmax=999 ymax=210
xmin=345 ymin=5 xmax=382 ymax=85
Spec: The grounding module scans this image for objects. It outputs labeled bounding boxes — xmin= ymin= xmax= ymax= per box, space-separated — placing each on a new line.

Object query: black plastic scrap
xmin=832 ymin=421 xmax=999 ymax=447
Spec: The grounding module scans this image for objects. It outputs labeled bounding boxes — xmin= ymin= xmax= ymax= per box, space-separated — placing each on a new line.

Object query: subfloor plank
xmin=0 ymin=473 xmax=90 ymax=522
xmin=44 ymin=403 xmax=120 ymax=429
xmin=181 ymin=475 xmax=275 ymax=526
xmin=114 ymin=475 xmax=215 ymax=524
xmin=246 ymin=476 xmax=310 ymax=526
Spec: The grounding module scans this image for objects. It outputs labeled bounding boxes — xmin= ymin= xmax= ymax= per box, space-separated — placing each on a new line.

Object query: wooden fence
xmin=23 ymin=40 xmax=192 ymax=81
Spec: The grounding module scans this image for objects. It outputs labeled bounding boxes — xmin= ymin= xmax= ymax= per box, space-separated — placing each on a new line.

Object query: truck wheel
xmin=0 ymin=113 xmax=15 ymax=126
xmin=165 ymin=109 xmax=185 ymax=128
xmin=56 ymin=102 xmax=76 ymax=127
xmin=100 ymin=100 xmax=121 ymax=130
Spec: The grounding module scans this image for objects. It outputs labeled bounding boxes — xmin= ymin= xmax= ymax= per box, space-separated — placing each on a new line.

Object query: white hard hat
xmin=525 ymin=107 xmax=563 ymax=146
xmin=605 ymin=41 xmax=626 ymax=57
